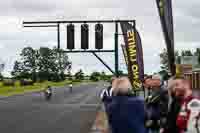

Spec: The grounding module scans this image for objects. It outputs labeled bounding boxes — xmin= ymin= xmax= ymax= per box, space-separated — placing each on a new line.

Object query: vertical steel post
xmin=115 ymin=22 xmax=119 ymax=77
xmin=57 ymin=23 xmax=62 ymax=75
xmin=57 ymin=23 xmax=60 ymax=49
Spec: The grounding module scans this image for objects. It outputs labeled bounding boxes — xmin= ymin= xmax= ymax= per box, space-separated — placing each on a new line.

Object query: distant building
xmin=176 ymin=56 xmax=200 ymax=89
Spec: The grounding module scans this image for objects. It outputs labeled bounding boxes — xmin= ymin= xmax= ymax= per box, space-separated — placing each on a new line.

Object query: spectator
xmin=104 ymin=77 xmax=148 ymax=133
xmin=144 ymin=75 xmax=168 ymax=133
xmin=174 ymin=77 xmax=200 ymax=133
xmin=162 ymin=76 xmax=181 ymax=133
xmin=100 ymin=77 xmax=118 ymax=102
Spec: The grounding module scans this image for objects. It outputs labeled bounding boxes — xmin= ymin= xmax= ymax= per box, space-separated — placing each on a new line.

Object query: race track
xmin=0 ymin=82 xmax=105 ymax=133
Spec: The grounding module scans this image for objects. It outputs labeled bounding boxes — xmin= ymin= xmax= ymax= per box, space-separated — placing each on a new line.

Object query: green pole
xmin=115 ymin=22 xmax=119 ymax=77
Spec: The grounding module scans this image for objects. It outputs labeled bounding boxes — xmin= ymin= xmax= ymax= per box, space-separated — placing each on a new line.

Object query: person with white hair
xmin=103 ymin=76 xmax=148 ymax=133
xmin=112 ymin=77 xmax=133 ymax=96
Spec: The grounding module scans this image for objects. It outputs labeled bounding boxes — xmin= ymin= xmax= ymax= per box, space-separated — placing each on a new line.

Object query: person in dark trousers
xmin=102 ymin=77 xmax=149 ymax=133
xmin=162 ymin=77 xmax=181 ymax=133
xmin=144 ymin=75 xmax=169 ymax=133
xmin=100 ymin=77 xmax=118 ymax=131
xmin=164 ymin=95 xmax=181 ymax=133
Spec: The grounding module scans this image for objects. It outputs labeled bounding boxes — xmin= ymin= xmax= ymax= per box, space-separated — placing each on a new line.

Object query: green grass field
xmin=0 ymin=80 xmax=89 ymax=96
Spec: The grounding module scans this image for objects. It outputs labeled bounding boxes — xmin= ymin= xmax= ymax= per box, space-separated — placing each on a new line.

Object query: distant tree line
xmin=0 ymin=46 xmax=116 ymax=85
xmin=74 ymin=69 xmax=113 ymax=82
xmin=0 ymin=63 xmax=5 ymax=81
xmin=11 ymin=46 xmax=71 ymax=82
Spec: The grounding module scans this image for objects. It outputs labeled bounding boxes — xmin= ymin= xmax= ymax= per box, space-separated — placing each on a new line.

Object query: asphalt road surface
xmin=0 ymin=82 xmax=106 ymax=133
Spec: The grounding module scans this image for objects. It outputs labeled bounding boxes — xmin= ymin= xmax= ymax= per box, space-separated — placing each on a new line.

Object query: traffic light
xmin=67 ymin=24 xmax=75 ymax=50
xmin=81 ymin=24 xmax=89 ymax=49
xmin=95 ymin=23 xmax=103 ymax=49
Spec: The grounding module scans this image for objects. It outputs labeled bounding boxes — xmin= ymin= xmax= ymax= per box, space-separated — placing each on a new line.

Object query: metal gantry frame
xmin=23 ymin=19 xmax=135 ymax=77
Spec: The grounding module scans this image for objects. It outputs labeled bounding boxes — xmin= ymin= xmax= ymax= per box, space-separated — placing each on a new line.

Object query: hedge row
xmin=2 ymin=79 xmax=34 ymax=87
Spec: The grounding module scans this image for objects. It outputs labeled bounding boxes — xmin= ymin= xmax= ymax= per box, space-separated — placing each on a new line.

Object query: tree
xmin=55 ymin=48 xmax=71 ymax=73
xmin=20 ymin=47 xmax=37 ymax=81
xmin=194 ymin=48 xmax=200 ymax=64
xmin=0 ymin=63 xmax=4 ymax=72
xmin=37 ymin=47 xmax=71 ymax=81
xmin=100 ymin=71 xmax=107 ymax=80
xmin=176 ymin=56 xmax=181 ymax=64
xmin=12 ymin=47 xmax=71 ymax=82
xmin=159 ymin=48 xmax=179 ymax=71
xmin=52 ymin=48 xmax=71 ymax=80
xmin=181 ymin=50 xmax=193 ymax=56
xmin=0 ymin=62 xmax=5 ymax=81
xmin=74 ymin=69 xmax=84 ymax=80
xmin=158 ymin=69 xmax=170 ymax=80
xmin=0 ymin=74 xmax=3 ymax=81
xmin=66 ymin=64 xmax=72 ymax=80
xmin=90 ymin=72 xmax=101 ymax=81
xmin=118 ymin=70 xmax=124 ymax=76
xmin=160 ymin=49 xmax=169 ymax=71
xmin=37 ymin=47 xmax=58 ymax=81
xmin=11 ymin=61 xmax=23 ymax=79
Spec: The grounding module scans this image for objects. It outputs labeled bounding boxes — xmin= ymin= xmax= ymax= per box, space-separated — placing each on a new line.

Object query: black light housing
xmin=95 ymin=23 xmax=103 ymax=49
xmin=67 ymin=24 xmax=75 ymax=49
xmin=81 ymin=23 xmax=89 ymax=49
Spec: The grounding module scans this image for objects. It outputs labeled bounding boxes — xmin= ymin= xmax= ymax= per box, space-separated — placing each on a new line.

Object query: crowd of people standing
xmin=100 ymin=75 xmax=200 ymax=133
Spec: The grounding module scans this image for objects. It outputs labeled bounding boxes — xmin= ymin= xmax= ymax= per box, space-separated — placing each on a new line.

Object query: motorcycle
xmin=69 ymin=84 xmax=73 ymax=93
xmin=44 ymin=88 xmax=52 ymax=101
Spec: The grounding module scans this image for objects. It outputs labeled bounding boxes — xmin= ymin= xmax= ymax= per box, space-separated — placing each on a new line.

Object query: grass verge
xmin=0 ymin=80 xmax=92 ymax=97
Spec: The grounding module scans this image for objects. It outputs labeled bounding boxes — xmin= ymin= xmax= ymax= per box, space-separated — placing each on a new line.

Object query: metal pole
xmin=57 ymin=23 xmax=60 ymax=49
xmin=62 ymin=50 xmax=115 ymax=53
xmin=115 ymin=22 xmax=119 ymax=77
xmin=57 ymin=23 xmax=62 ymax=77
xmin=23 ymin=20 xmax=135 ymax=24
xmin=92 ymin=52 xmax=115 ymax=75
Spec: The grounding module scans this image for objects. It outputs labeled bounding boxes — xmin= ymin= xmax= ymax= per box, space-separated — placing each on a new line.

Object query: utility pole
xmin=115 ymin=22 xmax=119 ymax=77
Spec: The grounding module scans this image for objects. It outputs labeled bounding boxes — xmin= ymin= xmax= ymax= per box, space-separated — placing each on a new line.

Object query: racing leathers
xmin=176 ymin=95 xmax=200 ymax=133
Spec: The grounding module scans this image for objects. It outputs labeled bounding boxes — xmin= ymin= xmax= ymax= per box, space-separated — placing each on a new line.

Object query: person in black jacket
xmin=144 ymin=75 xmax=169 ymax=133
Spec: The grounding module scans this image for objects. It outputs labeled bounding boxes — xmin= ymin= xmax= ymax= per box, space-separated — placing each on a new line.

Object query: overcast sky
xmin=0 ymin=0 xmax=199 ymax=76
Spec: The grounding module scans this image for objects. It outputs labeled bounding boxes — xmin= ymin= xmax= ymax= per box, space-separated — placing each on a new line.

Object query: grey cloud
xmin=0 ymin=0 xmax=198 ymax=75
xmin=174 ymin=12 xmax=200 ymax=43
xmin=174 ymin=0 xmax=200 ymax=19
xmin=12 ymin=0 xmax=57 ymax=13
xmin=173 ymin=0 xmax=200 ymax=44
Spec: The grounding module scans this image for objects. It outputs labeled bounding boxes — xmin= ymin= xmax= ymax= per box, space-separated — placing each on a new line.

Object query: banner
xmin=120 ymin=22 xmax=144 ymax=90
xmin=156 ymin=0 xmax=176 ymax=75
xmin=121 ymin=44 xmax=128 ymax=68
xmin=136 ymin=30 xmax=144 ymax=82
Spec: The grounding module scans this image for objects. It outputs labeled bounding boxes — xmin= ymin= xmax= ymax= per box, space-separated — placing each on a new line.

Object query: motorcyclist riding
xmin=69 ymin=82 xmax=73 ymax=93
xmin=44 ymin=86 xmax=52 ymax=100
